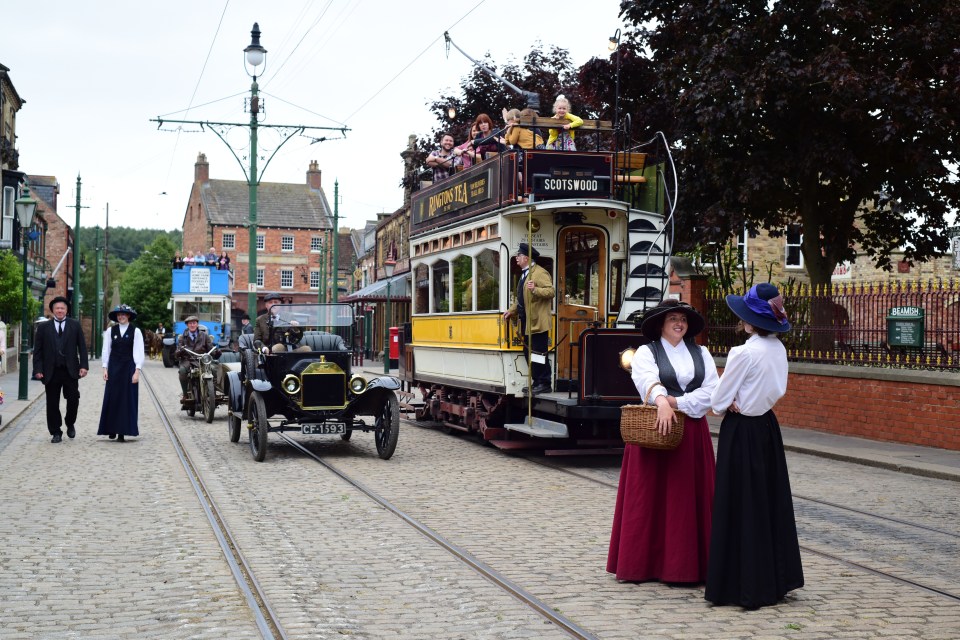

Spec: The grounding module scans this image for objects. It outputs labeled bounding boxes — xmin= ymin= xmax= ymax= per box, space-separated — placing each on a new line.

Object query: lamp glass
xmin=608 ymin=37 xmax=618 ymax=51
xmin=447 ymin=106 xmax=457 ymax=120
xmin=15 ymin=194 xmax=37 ymax=229
xmin=245 ymin=48 xmax=265 ymax=68
xmin=384 ymin=259 xmax=396 ymax=278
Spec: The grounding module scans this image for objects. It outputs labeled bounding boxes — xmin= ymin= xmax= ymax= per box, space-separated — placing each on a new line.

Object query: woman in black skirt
xmin=98 ymin=304 xmax=145 ymax=442
xmin=706 ymin=283 xmax=803 ymax=608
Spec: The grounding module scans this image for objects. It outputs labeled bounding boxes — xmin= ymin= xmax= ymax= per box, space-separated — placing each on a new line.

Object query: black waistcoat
xmin=647 ymin=337 xmax=706 ymax=397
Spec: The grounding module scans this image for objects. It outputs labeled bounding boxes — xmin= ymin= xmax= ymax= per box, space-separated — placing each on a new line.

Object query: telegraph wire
xmin=263 ymin=0 xmax=335 ymax=89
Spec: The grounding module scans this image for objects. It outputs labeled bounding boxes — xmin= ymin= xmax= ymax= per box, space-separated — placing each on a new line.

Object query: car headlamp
xmin=281 ymin=374 xmax=301 ymax=395
xmin=349 ymin=375 xmax=367 ymax=394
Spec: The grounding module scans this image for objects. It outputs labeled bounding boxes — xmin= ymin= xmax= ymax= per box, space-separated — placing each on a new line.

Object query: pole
xmin=94 ymin=225 xmax=103 ymax=358
xmin=72 ymin=174 xmax=82 ymax=320
xmin=384 ymin=280 xmax=391 ymax=374
xmin=614 ymin=42 xmax=621 ymax=146
xmin=317 ymin=249 xmax=323 ymax=304
xmin=526 ymin=205 xmax=534 ymax=419
xmin=247 ymin=76 xmax=260 ymax=318
xmin=333 ymin=179 xmax=339 ymax=302
xmin=18 ymin=226 xmax=31 ymax=400
xmin=319 ymin=243 xmax=327 ymax=303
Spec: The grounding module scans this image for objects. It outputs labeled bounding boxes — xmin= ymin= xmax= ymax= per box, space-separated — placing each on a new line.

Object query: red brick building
xmin=181 ymin=153 xmax=354 ymax=318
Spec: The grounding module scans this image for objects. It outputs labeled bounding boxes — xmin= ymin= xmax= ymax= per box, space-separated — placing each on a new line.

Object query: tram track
xmin=509 ymin=443 xmax=960 ymax=603
xmin=142 ymin=372 xmax=289 ymax=640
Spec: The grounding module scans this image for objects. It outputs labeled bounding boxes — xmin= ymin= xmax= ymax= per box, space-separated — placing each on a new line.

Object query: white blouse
xmin=630 ymin=337 xmax=719 ymax=419
xmin=102 ymin=325 xmax=146 ymax=371
xmin=711 ymin=334 xmax=788 ymax=416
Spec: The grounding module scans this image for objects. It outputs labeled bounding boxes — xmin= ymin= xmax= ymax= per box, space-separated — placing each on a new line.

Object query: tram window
xmin=452 ymin=255 xmax=472 ymax=312
xmin=610 ymin=259 xmax=626 ymax=313
xmin=564 ymin=230 xmax=601 ymax=306
xmin=414 ymin=264 xmax=429 ymax=314
xmin=476 ymin=249 xmax=499 ymax=311
xmin=433 ymin=260 xmax=450 ymax=313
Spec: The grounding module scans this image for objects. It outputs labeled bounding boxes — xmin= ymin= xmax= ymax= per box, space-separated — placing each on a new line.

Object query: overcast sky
xmin=6 ymin=0 xmax=625 ymax=233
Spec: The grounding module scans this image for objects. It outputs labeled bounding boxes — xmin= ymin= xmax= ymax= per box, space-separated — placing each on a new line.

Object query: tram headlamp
xmin=281 ymin=374 xmax=301 ymax=395
xmin=349 ymin=375 xmax=367 ymax=394
xmin=618 ymin=348 xmax=636 ymax=372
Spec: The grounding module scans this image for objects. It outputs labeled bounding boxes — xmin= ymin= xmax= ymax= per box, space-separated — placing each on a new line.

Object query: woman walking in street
xmin=97 ymin=304 xmax=145 ymax=442
xmin=607 ymin=299 xmax=719 ymax=584
xmin=706 ymin=283 xmax=804 ymax=608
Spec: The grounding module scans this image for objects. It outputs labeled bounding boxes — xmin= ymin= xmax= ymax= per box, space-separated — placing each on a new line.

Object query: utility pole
xmin=332 ymin=180 xmax=339 ymax=302
xmin=94 ymin=225 xmax=104 ymax=358
xmin=72 ymin=175 xmax=82 ymax=319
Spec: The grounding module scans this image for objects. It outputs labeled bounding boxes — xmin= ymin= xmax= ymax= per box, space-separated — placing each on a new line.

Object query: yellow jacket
xmin=546 ymin=112 xmax=584 ymax=146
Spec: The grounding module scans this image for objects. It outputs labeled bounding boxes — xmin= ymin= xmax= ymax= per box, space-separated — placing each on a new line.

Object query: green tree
xmin=619 ymin=0 xmax=960 ymax=289
xmin=0 ymin=252 xmax=39 ymax=324
xmin=118 ymin=236 xmax=176 ymax=329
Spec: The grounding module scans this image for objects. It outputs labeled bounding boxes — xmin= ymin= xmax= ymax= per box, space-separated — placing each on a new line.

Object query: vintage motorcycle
xmin=178 ymin=347 xmax=222 ymax=423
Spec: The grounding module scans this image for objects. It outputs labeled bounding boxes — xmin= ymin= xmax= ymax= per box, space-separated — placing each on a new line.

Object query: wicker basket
xmin=620 ymin=382 xmax=685 ymax=450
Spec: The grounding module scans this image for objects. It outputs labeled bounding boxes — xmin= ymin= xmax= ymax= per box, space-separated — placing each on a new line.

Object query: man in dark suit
xmin=33 ymin=296 xmax=89 ymax=443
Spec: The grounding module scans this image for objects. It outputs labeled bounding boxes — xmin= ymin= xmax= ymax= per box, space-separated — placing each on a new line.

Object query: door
xmin=556 ymin=227 xmax=606 ymax=382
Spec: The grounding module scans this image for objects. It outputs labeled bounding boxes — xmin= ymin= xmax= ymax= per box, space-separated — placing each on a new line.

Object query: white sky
xmin=6 ymin=0 xmax=624 ymax=233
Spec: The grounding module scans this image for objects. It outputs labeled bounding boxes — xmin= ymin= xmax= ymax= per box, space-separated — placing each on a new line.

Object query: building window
xmin=698 ymin=226 xmax=748 ymax=269
xmin=785 ymin=224 xmax=804 ymax=268
xmin=310 ymin=270 xmax=319 ymax=289
xmin=256 ymin=268 xmax=264 ymax=287
xmin=222 ymin=232 xmax=235 ymax=250
xmin=310 ymin=236 xmax=322 ymax=252
xmin=280 ymin=269 xmax=294 ymax=289
xmin=281 ymin=235 xmax=294 ymax=252
xmin=256 ymin=234 xmax=265 ymax=251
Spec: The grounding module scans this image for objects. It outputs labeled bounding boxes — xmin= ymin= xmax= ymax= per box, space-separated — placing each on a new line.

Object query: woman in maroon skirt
xmin=607 ymin=300 xmax=718 ymax=583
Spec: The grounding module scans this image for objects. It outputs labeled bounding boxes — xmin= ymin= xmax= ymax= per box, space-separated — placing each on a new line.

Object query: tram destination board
xmin=527 ymin=151 xmax=613 ymax=201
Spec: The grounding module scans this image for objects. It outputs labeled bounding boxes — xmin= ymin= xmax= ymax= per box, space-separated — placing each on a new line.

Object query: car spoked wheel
xmin=248 ymin=391 xmax=270 ymax=462
xmin=374 ymin=393 xmax=399 ymax=460
xmin=228 ymin=411 xmax=242 ymax=443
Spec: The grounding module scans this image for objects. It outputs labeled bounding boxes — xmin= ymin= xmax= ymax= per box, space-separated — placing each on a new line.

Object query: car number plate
xmin=302 ymin=422 xmax=346 ymax=435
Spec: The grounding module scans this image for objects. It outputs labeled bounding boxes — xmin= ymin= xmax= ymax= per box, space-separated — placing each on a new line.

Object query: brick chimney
xmin=195 ymin=152 xmax=209 ymax=183
xmin=307 ymin=160 xmax=322 ymax=190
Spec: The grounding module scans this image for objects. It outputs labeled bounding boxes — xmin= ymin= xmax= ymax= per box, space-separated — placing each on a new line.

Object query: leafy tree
xmin=0 ymin=251 xmax=39 ymax=324
xmin=619 ymin=0 xmax=960 ymax=289
xmin=118 ymin=235 xmax=176 ymax=329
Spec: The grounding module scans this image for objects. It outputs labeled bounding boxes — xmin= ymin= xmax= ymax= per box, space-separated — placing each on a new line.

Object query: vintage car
xmin=224 ymin=303 xmax=401 ymax=462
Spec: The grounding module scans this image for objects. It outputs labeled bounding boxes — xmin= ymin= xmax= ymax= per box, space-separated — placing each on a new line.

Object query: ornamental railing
xmin=704 ymin=280 xmax=960 ymax=370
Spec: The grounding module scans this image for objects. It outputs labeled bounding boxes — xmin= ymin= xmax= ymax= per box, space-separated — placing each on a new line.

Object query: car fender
xmin=365 ymin=375 xmax=401 ymax=391
xmin=163 ymin=337 xmax=176 ymax=346
xmin=250 ymin=379 xmax=272 ymax=393
xmin=346 ymin=376 xmax=400 ymax=414
xmin=226 ymin=370 xmax=244 ymax=412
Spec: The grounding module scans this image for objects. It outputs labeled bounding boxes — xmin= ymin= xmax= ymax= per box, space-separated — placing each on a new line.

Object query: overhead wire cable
xmin=341 ymin=0 xmax=489 ymax=122
xmin=263 ymin=0 xmax=335 ymax=89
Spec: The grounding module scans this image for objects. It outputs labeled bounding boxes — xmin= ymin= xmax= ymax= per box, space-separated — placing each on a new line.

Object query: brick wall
xmin=716 ymin=361 xmax=960 ymax=451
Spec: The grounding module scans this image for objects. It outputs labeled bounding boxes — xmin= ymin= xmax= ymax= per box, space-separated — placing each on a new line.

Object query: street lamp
xmin=383 ymin=255 xmax=396 ymax=374
xmin=15 ymin=188 xmax=38 ymax=400
xmin=244 ymin=22 xmax=267 ymax=319
xmin=608 ymin=28 xmax=622 ymax=143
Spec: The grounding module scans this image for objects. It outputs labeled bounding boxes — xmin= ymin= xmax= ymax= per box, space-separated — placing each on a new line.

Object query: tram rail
xmin=142 ymin=372 xmax=289 ymax=640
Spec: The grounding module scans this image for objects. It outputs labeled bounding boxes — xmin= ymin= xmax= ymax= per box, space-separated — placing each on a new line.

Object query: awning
xmin=343 ymin=273 xmax=410 ymax=302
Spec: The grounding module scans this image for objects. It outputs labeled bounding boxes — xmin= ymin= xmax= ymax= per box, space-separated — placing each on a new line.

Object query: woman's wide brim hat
xmin=639 ymin=299 xmax=705 ymax=341
xmin=108 ymin=304 xmax=138 ymax=322
xmin=725 ymin=283 xmax=791 ymax=333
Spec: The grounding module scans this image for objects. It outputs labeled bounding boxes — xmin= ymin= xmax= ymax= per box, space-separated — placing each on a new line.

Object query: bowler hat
xmin=517 ymin=242 xmax=540 ymax=260
xmin=49 ymin=296 xmax=70 ymax=311
xmin=264 ymin=292 xmax=282 ymax=302
xmin=108 ymin=304 xmax=138 ymax=322
xmin=183 ymin=315 xmax=200 ymax=323
xmin=639 ymin=299 xmax=705 ymax=341
xmin=725 ymin=283 xmax=791 ymax=333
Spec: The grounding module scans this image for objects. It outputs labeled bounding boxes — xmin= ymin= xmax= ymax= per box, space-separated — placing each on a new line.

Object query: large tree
xmin=619 ymin=0 xmax=960 ymax=288
xmin=118 ymin=235 xmax=176 ymax=329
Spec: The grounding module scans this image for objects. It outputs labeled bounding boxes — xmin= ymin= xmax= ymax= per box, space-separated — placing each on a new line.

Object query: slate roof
xmin=200 ymin=179 xmax=332 ymax=229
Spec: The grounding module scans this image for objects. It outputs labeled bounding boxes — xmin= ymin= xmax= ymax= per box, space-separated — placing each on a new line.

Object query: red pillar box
xmin=389 ymin=326 xmax=400 ymax=365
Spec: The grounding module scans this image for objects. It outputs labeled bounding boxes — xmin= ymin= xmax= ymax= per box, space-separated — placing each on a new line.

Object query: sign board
xmin=526 ymin=151 xmax=613 ymax=201
xmin=412 ymin=167 xmax=493 ymax=229
xmin=189 ymin=268 xmax=211 ymax=294
xmin=886 ymin=305 xmax=924 ymax=348
xmin=952 ymin=236 xmax=960 ymax=270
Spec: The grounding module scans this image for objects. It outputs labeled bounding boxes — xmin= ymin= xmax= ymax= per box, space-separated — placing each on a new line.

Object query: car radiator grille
xmin=302 ymin=372 xmax=346 ymax=408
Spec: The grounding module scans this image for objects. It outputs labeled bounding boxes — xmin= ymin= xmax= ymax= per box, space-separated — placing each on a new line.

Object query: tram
xmin=161 ymin=264 xmax=232 ymax=367
xmin=403 ymin=121 xmax=677 ymax=453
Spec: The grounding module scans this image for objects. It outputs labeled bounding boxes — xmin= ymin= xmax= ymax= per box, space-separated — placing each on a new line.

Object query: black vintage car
xmin=225 ymin=303 xmax=400 ymax=462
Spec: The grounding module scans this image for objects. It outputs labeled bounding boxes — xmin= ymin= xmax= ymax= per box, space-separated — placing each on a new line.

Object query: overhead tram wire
xmin=262 ymin=0 xmax=335 ymax=91
xmin=160 ymin=0 xmax=232 ymax=196
xmin=340 ymin=0 xmax=489 ymax=123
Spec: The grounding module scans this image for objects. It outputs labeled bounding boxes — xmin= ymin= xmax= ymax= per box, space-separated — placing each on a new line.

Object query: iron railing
xmin=705 ymin=280 xmax=960 ymax=370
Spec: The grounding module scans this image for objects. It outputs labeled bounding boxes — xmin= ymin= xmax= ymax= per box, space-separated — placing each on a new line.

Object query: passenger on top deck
xmin=503 ymin=108 xmax=544 ymax=150
xmin=172 ymin=251 xmax=185 ymax=269
xmin=545 ymin=94 xmax=583 ymax=151
xmin=205 ymin=247 xmax=218 ymax=266
xmin=455 ymin=123 xmax=480 ymax=167
xmin=184 ymin=251 xmax=196 ymax=265
xmin=472 ymin=113 xmax=506 ymax=159
xmin=426 ymin=133 xmax=463 ymax=182
xmin=218 ymin=251 xmax=231 ymax=271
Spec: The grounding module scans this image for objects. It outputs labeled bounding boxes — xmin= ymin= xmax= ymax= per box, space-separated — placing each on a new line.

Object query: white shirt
xmin=711 ymin=334 xmax=788 ymax=416
xmin=101 ymin=325 xmax=146 ymax=371
xmin=630 ymin=337 xmax=719 ymax=419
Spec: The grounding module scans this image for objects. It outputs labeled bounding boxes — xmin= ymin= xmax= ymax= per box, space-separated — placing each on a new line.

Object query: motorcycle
xmin=178 ymin=347 xmax=221 ymax=423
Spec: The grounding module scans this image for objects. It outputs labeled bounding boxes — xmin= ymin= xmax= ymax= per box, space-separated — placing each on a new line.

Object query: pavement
xmin=3 ymin=359 xmax=959 ymax=483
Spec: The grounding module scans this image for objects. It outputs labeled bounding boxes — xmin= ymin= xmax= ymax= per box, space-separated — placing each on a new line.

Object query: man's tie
xmin=58 ymin=322 xmax=63 ymax=336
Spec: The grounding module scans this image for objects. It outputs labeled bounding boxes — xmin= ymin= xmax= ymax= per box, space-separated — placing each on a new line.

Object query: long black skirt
xmin=705 ymin=410 xmax=803 ymax=608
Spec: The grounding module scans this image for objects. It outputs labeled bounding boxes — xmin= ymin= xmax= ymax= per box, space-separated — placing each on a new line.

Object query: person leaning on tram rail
xmin=254 ymin=293 xmax=309 ymax=353
xmin=502 ymin=243 xmax=555 ymax=395
xmin=176 ymin=315 xmax=216 ymax=401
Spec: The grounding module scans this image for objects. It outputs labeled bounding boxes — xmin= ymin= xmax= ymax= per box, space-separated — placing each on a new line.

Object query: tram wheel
xmin=203 ymin=378 xmax=216 ymax=424
xmin=374 ymin=393 xmax=400 ymax=460
xmin=248 ymin=391 xmax=269 ymax=462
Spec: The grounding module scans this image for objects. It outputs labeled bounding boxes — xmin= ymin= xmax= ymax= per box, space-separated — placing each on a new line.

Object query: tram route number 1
xmin=302 ymin=422 xmax=347 ymax=435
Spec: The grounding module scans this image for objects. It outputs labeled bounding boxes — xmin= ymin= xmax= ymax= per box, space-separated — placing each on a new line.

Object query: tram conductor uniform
xmin=33 ymin=296 xmax=89 ymax=442
xmin=503 ymin=243 xmax=555 ymax=394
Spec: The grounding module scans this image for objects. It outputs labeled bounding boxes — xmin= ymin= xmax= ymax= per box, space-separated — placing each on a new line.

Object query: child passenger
xmin=503 ymin=108 xmax=544 ymax=150
xmin=545 ymin=95 xmax=583 ymax=151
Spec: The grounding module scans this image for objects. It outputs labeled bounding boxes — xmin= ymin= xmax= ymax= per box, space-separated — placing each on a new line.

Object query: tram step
xmin=503 ymin=416 xmax=569 ymax=438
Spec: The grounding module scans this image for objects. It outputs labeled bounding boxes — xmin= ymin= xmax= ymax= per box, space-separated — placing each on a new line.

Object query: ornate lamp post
xmin=15 ymin=188 xmax=38 ymax=400
xmin=608 ymin=29 xmax=622 ymax=142
xmin=383 ymin=256 xmax=396 ymax=374
xmin=244 ymin=23 xmax=267 ymax=319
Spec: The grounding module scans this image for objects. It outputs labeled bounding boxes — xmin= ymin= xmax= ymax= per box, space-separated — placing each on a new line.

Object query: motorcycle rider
xmin=176 ymin=316 xmax=218 ymax=401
